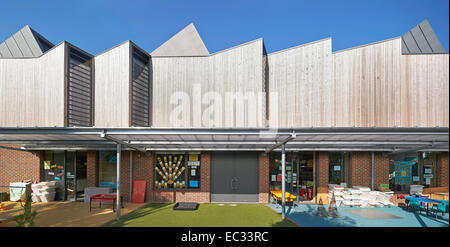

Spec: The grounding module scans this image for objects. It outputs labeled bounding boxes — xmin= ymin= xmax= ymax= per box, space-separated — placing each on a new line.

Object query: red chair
xmin=300 ymin=189 xmax=305 ymax=196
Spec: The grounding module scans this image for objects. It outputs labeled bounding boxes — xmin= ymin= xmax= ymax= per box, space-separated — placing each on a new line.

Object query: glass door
xmin=65 ymin=152 xmax=76 ymax=201
xmin=75 ymin=152 xmax=87 ymax=201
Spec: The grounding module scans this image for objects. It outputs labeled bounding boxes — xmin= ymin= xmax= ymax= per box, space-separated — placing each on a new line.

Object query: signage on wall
xmin=44 ymin=161 xmax=51 ymax=170
xmin=188 ymin=154 xmax=199 ymax=161
xmin=334 ymin=166 xmax=341 ymax=171
xmin=412 ymin=176 xmax=420 ymax=182
xmin=189 ymin=180 xmax=199 ymax=188
xmin=271 ymin=175 xmax=277 ymax=182
xmin=188 ymin=161 xmax=200 ymax=167
xmin=424 ymin=168 xmax=432 ymax=174
xmin=423 ymin=174 xmax=433 ymax=179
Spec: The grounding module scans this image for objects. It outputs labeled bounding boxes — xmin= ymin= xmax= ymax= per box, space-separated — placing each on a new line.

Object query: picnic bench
xmin=405 ymin=196 xmax=445 ymax=216
xmin=90 ymin=194 xmax=124 ymax=212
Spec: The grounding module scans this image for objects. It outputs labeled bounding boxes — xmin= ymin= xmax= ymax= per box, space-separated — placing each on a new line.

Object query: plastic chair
xmin=431 ymin=201 xmax=449 ymax=218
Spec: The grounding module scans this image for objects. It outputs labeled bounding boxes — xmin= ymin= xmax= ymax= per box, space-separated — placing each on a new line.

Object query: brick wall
xmin=258 ymin=152 xmax=269 ymax=203
xmin=0 ymin=145 xmax=41 ymax=192
xmin=86 ymin=151 xmax=97 ymax=187
xmin=349 ymin=152 xmax=390 ymax=189
xmin=438 ymin=152 xmax=449 ymax=187
xmin=316 ymin=152 xmax=329 ymax=204
xmin=374 ymin=153 xmax=390 ymax=187
xmin=350 ymin=152 xmax=372 ymax=187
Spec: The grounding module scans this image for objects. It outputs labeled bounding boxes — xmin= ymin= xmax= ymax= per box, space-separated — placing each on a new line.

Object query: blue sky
xmin=1 ymin=0 xmax=448 ymax=55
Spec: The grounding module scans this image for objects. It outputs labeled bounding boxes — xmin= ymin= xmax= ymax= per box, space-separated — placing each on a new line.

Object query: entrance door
xmin=211 ymin=152 xmax=259 ymax=202
xmin=65 ymin=152 xmax=87 ymax=201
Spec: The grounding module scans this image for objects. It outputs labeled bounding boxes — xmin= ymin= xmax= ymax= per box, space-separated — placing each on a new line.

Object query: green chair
xmin=378 ymin=184 xmax=391 ymax=192
xmin=431 ymin=200 xmax=449 ymax=218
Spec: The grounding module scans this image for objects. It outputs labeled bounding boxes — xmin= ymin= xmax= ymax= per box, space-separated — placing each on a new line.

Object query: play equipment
xmin=270 ymin=190 xmax=296 ymax=204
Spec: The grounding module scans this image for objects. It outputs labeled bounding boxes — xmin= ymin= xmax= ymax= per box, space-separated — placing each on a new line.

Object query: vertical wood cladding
xmin=131 ymin=47 xmax=150 ymax=126
xmin=267 ymin=38 xmax=333 ymax=128
xmin=67 ymin=46 xmax=93 ymax=127
xmin=333 ymin=37 xmax=449 ymax=127
xmin=151 ymin=39 xmax=264 ymax=128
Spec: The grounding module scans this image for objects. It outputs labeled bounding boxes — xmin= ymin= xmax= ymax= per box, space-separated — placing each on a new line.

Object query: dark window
xmin=98 ymin=151 xmax=117 ymax=189
xmin=131 ymin=47 xmax=150 ymax=126
xmin=67 ymin=46 xmax=93 ymax=127
xmin=329 ymin=152 xmax=349 ymax=185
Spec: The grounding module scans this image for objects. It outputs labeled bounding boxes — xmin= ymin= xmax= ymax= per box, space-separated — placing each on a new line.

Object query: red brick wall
xmin=258 ymin=152 xmax=269 ymax=203
xmin=349 ymin=152 xmax=389 ymax=188
xmin=316 ymin=152 xmax=329 ymax=204
xmin=374 ymin=153 xmax=390 ymax=187
xmin=0 ymin=145 xmax=41 ymax=192
xmin=438 ymin=152 xmax=449 ymax=187
xmin=86 ymin=151 xmax=97 ymax=187
xmin=317 ymin=152 xmax=329 ymax=194
xmin=350 ymin=152 xmax=371 ymax=187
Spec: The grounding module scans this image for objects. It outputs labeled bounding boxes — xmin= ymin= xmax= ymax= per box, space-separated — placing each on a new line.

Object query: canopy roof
xmin=0 ymin=127 xmax=448 ymax=153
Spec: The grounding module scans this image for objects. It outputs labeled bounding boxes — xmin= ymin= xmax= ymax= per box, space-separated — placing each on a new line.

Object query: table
xmin=90 ymin=194 xmax=123 ymax=212
xmin=405 ymin=196 xmax=444 ymax=216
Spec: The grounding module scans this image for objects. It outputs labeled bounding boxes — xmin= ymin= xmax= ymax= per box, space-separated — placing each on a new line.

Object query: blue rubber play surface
xmin=268 ymin=204 xmax=449 ymax=227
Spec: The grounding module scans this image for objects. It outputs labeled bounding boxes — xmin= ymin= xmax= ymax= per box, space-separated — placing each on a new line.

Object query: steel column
xmin=129 ymin=151 xmax=133 ymax=201
xmin=281 ymin=143 xmax=286 ymax=221
xmin=371 ymin=152 xmax=374 ymax=190
xmin=116 ymin=143 xmax=121 ymax=221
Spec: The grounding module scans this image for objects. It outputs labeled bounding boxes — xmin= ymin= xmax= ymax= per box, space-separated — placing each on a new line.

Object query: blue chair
xmin=431 ymin=200 xmax=449 ymax=218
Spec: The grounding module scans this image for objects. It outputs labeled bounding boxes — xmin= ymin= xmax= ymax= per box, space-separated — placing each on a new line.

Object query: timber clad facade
xmin=0 ymin=21 xmax=448 ymax=204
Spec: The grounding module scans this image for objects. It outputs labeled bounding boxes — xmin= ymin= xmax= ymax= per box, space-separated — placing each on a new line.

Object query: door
xmin=65 ymin=152 xmax=76 ymax=201
xmin=211 ymin=152 xmax=259 ymax=202
xmin=65 ymin=152 xmax=87 ymax=201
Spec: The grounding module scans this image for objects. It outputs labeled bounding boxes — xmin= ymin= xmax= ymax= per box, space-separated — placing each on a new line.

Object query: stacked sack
xmin=31 ymin=181 xmax=56 ymax=203
xmin=328 ymin=184 xmax=344 ymax=207
xmin=328 ymin=184 xmax=394 ymax=208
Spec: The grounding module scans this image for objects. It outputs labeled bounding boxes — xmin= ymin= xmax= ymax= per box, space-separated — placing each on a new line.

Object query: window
xmin=154 ymin=152 xmax=201 ymax=190
xmin=41 ymin=151 xmax=65 ymax=201
xmin=422 ymin=152 xmax=437 ymax=188
xmin=329 ymin=152 xmax=349 ymax=185
xmin=98 ymin=151 xmax=117 ymax=189
xmin=388 ymin=152 xmax=418 ymax=192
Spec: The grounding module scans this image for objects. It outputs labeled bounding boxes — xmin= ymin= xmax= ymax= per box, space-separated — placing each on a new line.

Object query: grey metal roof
xmin=0 ymin=127 xmax=448 ymax=153
xmin=402 ymin=20 xmax=447 ymax=54
xmin=151 ymin=23 xmax=210 ymax=57
xmin=0 ymin=25 xmax=54 ymax=58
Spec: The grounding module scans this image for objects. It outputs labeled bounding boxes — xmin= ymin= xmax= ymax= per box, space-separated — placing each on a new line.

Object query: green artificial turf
xmin=104 ymin=203 xmax=298 ymax=227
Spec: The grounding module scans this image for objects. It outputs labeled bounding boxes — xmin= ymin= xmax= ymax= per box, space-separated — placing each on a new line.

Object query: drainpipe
xmin=130 ymin=151 xmax=133 ymax=201
xmin=281 ymin=144 xmax=286 ymax=221
xmin=371 ymin=152 xmax=374 ymax=190
xmin=116 ymin=144 xmax=121 ymax=221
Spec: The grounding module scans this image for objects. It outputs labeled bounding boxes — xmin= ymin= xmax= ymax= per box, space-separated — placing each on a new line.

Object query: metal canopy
xmin=0 ymin=127 xmax=448 ymax=153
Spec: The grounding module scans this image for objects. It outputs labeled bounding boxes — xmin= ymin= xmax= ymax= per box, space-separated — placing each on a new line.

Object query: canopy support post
xmin=281 ymin=143 xmax=286 ymax=221
xmin=116 ymin=143 xmax=121 ymax=221
xmin=371 ymin=152 xmax=375 ymax=190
